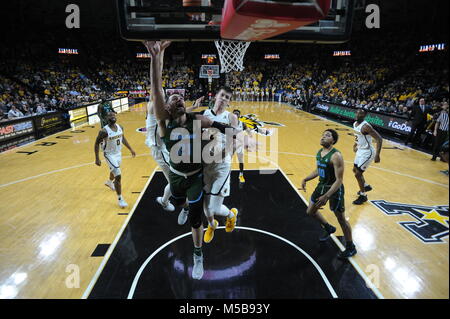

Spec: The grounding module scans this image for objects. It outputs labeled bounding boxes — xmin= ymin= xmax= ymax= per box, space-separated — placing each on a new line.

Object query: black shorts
xmin=311 ymin=184 xmax=345 ymax=213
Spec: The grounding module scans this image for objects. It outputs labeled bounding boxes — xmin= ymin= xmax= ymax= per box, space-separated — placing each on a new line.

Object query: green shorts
xmin=311 ymin=184 xmax=345 ymax=213
xmin=168 ymin=170 xmax=204 ymax=205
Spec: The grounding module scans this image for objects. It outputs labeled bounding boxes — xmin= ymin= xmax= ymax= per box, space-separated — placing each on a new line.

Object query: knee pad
xmin=188 ymin=199 xmax=203 ymax=229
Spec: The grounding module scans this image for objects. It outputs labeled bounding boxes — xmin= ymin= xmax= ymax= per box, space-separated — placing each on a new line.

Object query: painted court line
xmin=127 ymin=226 xmax=338 ymax=299
xmin=278 ymin=168 xmax=385 ymax=299
xmin=81 ymin=167 xmax=157 ymax=299
xmin=0 ymin=153 xmax=150 ymax=189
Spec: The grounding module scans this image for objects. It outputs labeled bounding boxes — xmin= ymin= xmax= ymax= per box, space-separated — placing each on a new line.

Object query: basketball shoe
xmin=192 ymin=253 xmax=204 ymax=280
xmin=118 ymin=198 xmax=128 ymax=208
xmin=225 ymin=208 xmax=238 ymax=232
xmin=105 ymin=180 xmax=115 ymax=191
xmin=156 ymin=197 xmax=175 ymax=212
xmin=178 ymin=208 xmax=189 ymax=225
xmin=338 ymin=243 xmax=357 ymax=259
xmin=353 ymin=192 xmax=368 ymax=205
xmin=319 ymin=223 xmax=336 ymax=242
xmin=204 ymin=219 xmax=218 ymax=243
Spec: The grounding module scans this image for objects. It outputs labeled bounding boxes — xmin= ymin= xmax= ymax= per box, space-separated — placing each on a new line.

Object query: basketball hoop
xmin=214 ymin=40 xmax=251 ymax=73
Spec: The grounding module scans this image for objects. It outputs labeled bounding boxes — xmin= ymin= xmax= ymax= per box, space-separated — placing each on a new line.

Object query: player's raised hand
xmin=143 ymin=41 xmax=161 ymax=56
xmin=194 ymin=96 xmax=205 ymax=107
xmin=161 ymin=40 xmax=172 ymax=51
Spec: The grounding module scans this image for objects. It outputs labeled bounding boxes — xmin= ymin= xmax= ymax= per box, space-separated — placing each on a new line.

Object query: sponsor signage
xmin=69 ymin=107 xmax=88 ymax=122
xmin=315 ymin=102 xmax=412 ymax=135
xmin=0 ymin=119 xmax=35 ymax=142
xmin=0 ymin=135 xmax=36 ymax=153
xmin=87 ymin=103 xmax=99 ymax=116
xmin=34 ymin=112 xmax=64 ymax=131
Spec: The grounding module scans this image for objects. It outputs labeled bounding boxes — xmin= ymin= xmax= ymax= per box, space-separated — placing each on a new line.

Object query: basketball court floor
xmin=0 ymin=102 xmax=448 ymax=299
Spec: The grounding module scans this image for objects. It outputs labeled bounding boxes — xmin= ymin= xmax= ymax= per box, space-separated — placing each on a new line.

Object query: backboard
xmin=117 ymin=0 xmax=355 ymax=43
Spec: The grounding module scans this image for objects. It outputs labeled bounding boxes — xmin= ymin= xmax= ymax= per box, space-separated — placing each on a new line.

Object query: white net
xmin=214 ymin=40 xmax=251 ymax=73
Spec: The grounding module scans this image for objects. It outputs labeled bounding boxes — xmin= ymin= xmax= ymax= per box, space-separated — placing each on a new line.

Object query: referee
xmin=431 ymin=101 xmax=449 ymax=161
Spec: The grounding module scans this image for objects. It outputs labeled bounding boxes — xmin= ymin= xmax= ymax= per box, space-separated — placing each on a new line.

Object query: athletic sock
xmin=239 ymin=163 xmax=244 ymax=173
xmin=118 ymin=195 xmax=123 ymax=200
xmin=208 ymin=220 xmax=216 ymax=228
xmin=194 ymin=247 xmax=202 ymax=257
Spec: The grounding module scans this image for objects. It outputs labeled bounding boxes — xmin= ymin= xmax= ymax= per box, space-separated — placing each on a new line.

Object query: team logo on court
xmin=239 ymin=114 xmax=284 ymax=136
xmin=371 ymin=200 xmax=449 ymax=243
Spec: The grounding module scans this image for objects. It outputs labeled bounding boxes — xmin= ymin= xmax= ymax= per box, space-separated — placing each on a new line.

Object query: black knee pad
xmin=188 ymin=199 xmax=203 ymax=229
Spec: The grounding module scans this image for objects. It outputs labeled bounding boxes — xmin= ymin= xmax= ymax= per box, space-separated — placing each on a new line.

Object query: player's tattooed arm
xmin=94 ymin=129 xmax=108 ymax=166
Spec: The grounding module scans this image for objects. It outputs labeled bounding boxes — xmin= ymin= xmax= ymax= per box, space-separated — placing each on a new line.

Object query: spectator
xmin=405 ymin=98 xmax=432 ymax=146
xmin=7 ymin=104 xmax=24 ymax=119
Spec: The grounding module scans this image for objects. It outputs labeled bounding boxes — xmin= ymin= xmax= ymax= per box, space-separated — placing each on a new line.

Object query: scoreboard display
xmin=202 ymin=54 xmax=217 ymax=64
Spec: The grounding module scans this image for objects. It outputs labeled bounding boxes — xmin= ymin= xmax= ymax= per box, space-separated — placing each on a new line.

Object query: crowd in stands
xmin=1 ymin=30 xmax=448 ymax=126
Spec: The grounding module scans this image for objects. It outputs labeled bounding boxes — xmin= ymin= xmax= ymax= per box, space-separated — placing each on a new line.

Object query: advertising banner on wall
xmin=0 ymin=119 xmax=35 ymax=142
xmin=315 ymin=102 xmax=412 ymax=135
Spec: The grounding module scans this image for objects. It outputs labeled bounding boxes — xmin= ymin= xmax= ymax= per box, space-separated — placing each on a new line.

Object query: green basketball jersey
xmin=316 ymin=148 xmax=339 ymax=186
xmin=162 ymin=113 xmax=203 ymax=173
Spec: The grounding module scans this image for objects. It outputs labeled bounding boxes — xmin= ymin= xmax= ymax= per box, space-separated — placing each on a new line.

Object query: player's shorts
xmin=354 ymin=148 xmax=375 ymax=172
xmin=311 ymin=184 xmax=345 ymax=213
xmin=150 ymin=145 xmax=171 ymax=180
xmin=168 ymin=170 xmax=204 ymax=206
xmin=203 ymin=160 xmax=231 ymax=197
xmin=104 ymin=152 xmax=122 ymax=177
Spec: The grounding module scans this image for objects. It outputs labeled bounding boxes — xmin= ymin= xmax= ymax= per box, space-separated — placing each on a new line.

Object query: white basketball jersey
xmin=102 ymin=124 xmax=123 ymax=154
xmin=145 ymin=112 xmax=163 ymax=148
xmin=203 ymin=109 xmax=232 ymax=161
xmin=353 ymin=120 xmax=373 ymax=150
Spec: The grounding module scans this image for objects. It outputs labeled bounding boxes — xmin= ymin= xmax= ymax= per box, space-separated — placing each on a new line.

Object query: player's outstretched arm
xmin=94 ymin=129 xmax=108 ymax=166
xmin=144 ymin=41 xmax=170 ymax=127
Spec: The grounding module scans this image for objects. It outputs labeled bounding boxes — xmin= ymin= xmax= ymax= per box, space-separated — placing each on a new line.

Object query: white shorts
xmin=150 ymin=145 xmax=171 ymax=181
xmin=354 ymin=148 xmax=375 ymax=172
xmin=203 ymin=160 xmax=231 ymax=197
xmin=104 ymin=152 xmax=122 ymax=177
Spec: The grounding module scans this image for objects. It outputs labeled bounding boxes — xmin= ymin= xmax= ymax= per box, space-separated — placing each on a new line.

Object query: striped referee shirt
xmin=437 ymin=111 xmax=449 ymax=131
